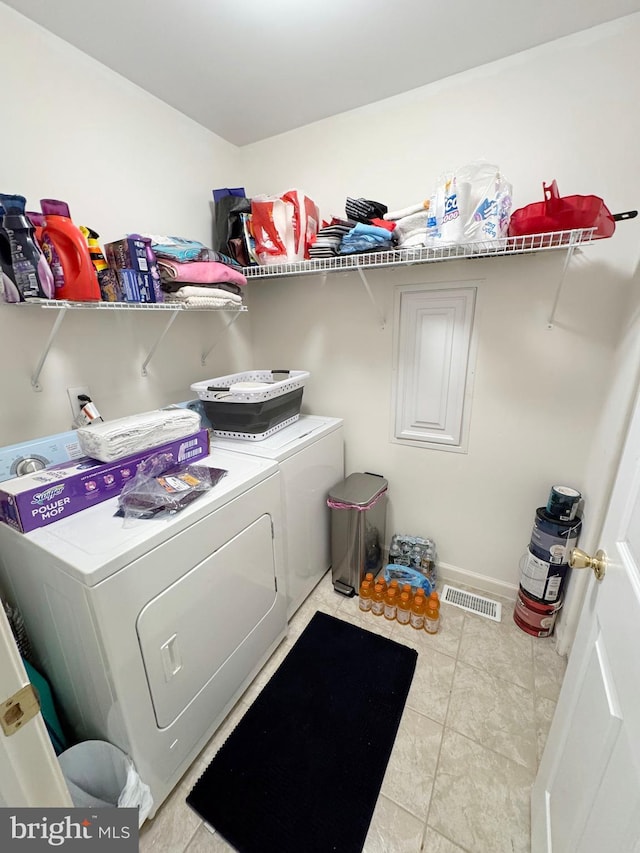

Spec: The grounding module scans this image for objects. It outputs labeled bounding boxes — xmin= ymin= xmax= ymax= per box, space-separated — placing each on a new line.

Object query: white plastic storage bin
xmin=190 ymin=370 xmax=310 ymax=440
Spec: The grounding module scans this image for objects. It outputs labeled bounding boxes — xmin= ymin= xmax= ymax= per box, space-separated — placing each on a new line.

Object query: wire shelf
xmin=16 ymin=300 xmax=247 ymax=312
xmin=242 ymin=228 xmax=597 ymax=279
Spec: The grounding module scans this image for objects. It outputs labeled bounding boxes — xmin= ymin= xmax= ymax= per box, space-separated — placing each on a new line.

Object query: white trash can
xmin=58 ymin=740 xmax=153 ymax=826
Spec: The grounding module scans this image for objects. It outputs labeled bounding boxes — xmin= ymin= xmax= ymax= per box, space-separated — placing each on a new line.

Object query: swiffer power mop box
xmin=0 ymin=430 xmax=210 ymax=533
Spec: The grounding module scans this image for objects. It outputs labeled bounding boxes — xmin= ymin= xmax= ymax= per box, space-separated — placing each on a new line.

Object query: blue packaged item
xmin=212 ymin=187 xmax=246 ymax=204
xmin=384 ymin=564 xmax=433 ymax=595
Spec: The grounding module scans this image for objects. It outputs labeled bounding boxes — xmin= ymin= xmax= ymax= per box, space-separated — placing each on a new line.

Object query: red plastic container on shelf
xmin=508 ymin=180 xmax=616 ymax=239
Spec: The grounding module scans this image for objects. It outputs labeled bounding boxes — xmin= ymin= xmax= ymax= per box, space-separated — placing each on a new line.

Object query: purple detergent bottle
xmin=0 ymin=205 xmax=21 ymax=302
xmin=0 ymin=194 xmax=54 ymax=300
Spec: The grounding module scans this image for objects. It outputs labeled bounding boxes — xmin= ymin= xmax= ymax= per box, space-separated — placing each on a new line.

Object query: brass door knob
xmin=569 ymin=548 xmax=606 ymax=582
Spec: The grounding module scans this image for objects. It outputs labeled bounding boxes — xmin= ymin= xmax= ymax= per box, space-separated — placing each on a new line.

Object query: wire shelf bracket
xmin=141 ymin=310 xmax=181 ymax=377
xmin=241 ymin=229 xmax=598 ymax=331
xmin=14 ymin=299 xmax=248 ymax=389
xmin=31 ymin=305 xmax=68 ymax=391
xmin=201 ymin=309 xmax=244 ymax=366
xmin=356 ymin=266 xmax=386 ymax=329
xmin=547 ymin=231 xmax=581 ymax=330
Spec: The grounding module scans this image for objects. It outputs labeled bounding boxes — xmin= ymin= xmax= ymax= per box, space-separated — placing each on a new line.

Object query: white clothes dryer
xmin=209 ymin=415 xmax=344 ymax=618
xmin=0 ymin=449 xmax=287 ymax=816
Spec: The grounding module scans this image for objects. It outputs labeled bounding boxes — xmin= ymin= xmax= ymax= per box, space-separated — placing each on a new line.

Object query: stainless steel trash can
xmin=328 ymin=473 xmax=388 ymax=596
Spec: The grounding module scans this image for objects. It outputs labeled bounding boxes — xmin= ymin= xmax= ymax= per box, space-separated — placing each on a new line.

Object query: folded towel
xmin=158 ymin=260 xmax=247 ymax=287
xmin=384 ymin=201 xmax=429 ymax=221
xmin=164 ymin=294 xmax=243 ymax=309
xmin=393 ymin=211 xmax=430 ymax=247
xmin=167 ymin=286 xmax=242 ymax=304
xmin=76 ymin=409 xmax=201 ymax=462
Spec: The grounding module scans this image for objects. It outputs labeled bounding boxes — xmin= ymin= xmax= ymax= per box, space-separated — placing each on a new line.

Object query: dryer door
xmin=137 ymin=513 xmax=277 ymax=728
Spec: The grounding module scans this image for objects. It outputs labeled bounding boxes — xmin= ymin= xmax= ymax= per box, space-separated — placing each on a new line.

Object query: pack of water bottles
xmin=388 ymin=533 xmax=437 ymax=588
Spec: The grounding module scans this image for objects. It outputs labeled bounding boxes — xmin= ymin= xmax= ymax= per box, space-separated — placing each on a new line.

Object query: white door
xmin=0 ymin=599 xmax=71 ymax=807
xmin=531 ymin=384 xmax=640 ymax=851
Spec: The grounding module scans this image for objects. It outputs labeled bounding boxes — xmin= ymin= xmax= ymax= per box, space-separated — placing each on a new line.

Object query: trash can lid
xmin=328 ymin=473 xmax=388 ymax=507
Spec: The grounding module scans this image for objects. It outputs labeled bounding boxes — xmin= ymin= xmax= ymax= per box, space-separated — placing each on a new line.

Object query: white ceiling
xmin=5 ymin=0 xmax=640 ymax=145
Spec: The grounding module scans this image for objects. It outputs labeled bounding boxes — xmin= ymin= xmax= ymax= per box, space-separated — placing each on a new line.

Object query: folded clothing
xmin=393 ymin=211 xmax=430 ymax=248
xmin=158 ymin=260 xmax=247 ymax=286
xmin=308 ymin=218 xmax=355 ymax=258
xmin=340 ymin=221 xmax=395 ymax=254
xmin=161 ymin=281 xmax=243 ymax=297
xmin=164 ymin=294 xmax=242 ymax=309
xmin=384 ymin=201 xmax=429 ymax=221
xmin=345 ymin=197 xmax=388 ymax=223
xmin=146 ymin=235 xmax=241 ymax=268
xmin=164 ymin=286 xmax=243 ymax=304
xmin=76 ymin=409 xmax=201 ymax=463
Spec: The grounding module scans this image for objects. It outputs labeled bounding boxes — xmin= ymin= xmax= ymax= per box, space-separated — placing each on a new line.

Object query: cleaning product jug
xmin=39 ymin=199 xmax=101 ymax=301
xmin=0 ymin=194 xmax=54 ymax=300
xmin=0 ymin=206 xmax=20 ymax=302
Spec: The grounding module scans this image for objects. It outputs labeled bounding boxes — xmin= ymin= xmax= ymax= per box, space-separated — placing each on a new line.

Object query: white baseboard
xmin=438 ymin=560 xmax=518 ymax=602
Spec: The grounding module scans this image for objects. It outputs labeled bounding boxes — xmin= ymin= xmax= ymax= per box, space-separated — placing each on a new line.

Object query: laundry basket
xmin=190 ymin=370 xmax=310 ymax=440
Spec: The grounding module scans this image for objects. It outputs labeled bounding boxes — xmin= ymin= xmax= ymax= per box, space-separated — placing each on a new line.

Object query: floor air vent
xmin=441 ymin=585 xmax=502 ymax=622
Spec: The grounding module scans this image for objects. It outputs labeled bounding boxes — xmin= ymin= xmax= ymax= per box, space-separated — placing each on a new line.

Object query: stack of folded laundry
xmin=383 ymin=201 xmax=430 ymax=248
xmin=147 ymin=235 xmax=247 ymax=307
xmin=340 ymin=222 xmax=396 ymax=254
xmin=308 ymin=219 xmax=355 ymax=259
xmin=339 ymin=197 xmax=397 ymax=255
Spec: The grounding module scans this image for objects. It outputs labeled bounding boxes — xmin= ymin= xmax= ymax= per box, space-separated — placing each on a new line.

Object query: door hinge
xmin=1 ymin=683 xmax=40 ymax=737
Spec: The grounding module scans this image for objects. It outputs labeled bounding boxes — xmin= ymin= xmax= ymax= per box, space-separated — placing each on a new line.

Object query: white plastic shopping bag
xmin=456 ymin=160 xmax=512 ymax=244
xmin=118 ymin=757 xmax=154 ymax=827
xmin=425 ymin=160 xmax=512 ymax=248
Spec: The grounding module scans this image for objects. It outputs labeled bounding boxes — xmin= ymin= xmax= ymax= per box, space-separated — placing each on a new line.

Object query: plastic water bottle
xmin=358 ymin=580 xmax=373 ymax=612
xmin=396 ymin=592 xmax=412 ymax=626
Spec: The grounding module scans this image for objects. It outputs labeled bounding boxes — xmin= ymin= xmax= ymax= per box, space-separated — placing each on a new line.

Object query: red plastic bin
xmin=508 ymin=180 xmax=616 ymax=239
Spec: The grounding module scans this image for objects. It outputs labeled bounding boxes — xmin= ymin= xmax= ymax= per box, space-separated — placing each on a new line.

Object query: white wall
xmin=240 ymin=16 xmax=640 ymax=597
xmin=2 ymin=3 xmax=639 ymax=620
xmin=0 ymin=3 xmax=248 ymax=444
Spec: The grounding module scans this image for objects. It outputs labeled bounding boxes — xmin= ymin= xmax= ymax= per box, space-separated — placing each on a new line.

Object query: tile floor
xmin=139 ymin=573 xmax=567 ymax=853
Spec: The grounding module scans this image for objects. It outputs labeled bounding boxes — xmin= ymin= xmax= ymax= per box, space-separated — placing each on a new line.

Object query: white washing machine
xmin=210 ymin=415 xmax=344 ymax=618
xmin=0 ymin=449 xmax=287 ymax=817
